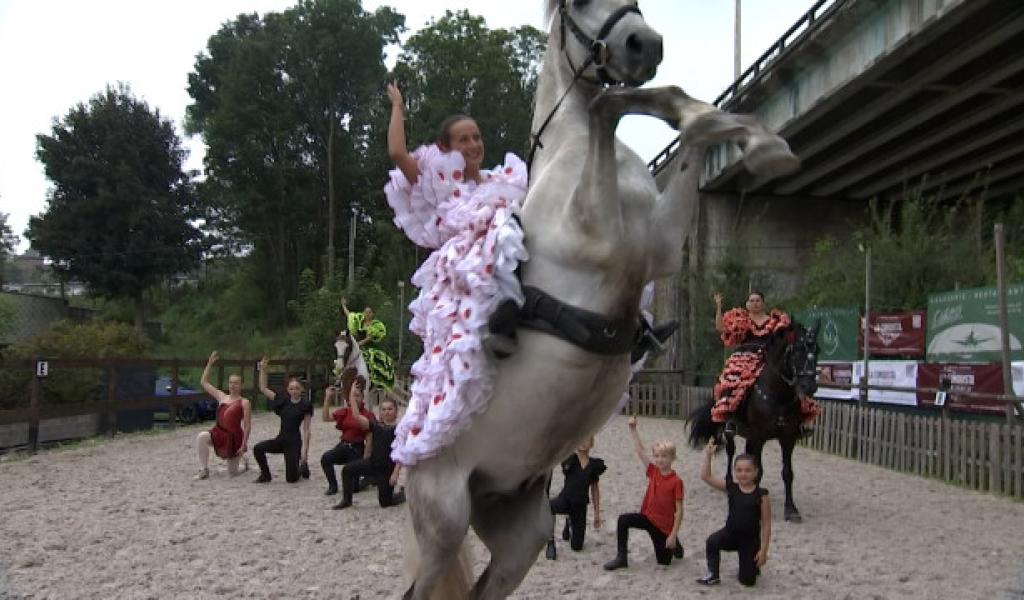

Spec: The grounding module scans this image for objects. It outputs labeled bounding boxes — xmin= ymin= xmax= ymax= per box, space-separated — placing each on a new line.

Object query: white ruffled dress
xmin=385 ymin=144 xmax=529 ymax=466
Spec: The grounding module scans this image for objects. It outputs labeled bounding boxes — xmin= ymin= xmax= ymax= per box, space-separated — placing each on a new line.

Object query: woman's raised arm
xmin=387 ymin=82 xmax=419 ymax=184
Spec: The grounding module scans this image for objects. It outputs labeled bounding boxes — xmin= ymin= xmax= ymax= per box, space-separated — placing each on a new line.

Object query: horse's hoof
xmin=743 ymin=136 xmax=800 ymax=179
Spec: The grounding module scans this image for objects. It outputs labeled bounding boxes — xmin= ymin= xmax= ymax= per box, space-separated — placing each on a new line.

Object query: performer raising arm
xmin=383 ymin=82 xmax=529 ymax=467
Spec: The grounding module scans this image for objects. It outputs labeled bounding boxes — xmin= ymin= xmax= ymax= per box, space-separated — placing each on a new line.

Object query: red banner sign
xmin=859 ymin=311 xmax=926 ymax=357
xmin=916 ymin=363 xmax=1006 ymax=414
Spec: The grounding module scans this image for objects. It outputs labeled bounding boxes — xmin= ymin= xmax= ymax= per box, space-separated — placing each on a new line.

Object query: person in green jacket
xmin=342 ymin=297 xmax=395 ymax=390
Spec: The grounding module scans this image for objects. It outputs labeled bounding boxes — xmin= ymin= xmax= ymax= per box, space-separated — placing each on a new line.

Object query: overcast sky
xmin=0 ymin=0 xmax=814 ymax=252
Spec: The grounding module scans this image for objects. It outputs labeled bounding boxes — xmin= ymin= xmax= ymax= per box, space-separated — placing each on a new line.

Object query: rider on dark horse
xmin=713 ymin=291 xmax=821 ymax=439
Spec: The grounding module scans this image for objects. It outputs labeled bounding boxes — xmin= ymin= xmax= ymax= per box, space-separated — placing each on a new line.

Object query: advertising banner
xmin=793 ymin=306 xmax=859 ymax=362
xmin=926 ymin=283 xmax=1024 ymax=363
xmin=916 ymin=363 xmax=1005 ymax=414
xmin=851 ymin=360 xmax=919 ymax=406
xmin=815 ymin=362 xmax=856 ymax=401
xmin=859 ymin=311 xmax=926 ymax=357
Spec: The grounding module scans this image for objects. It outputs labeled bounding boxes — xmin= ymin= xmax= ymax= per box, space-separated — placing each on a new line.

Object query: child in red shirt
xmin=604 ymin=415 xmax=684 ymax=570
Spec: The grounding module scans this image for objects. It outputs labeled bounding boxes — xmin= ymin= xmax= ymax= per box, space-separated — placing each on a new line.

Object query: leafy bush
xmin=0 ymin=320 xmax=148 ymax=409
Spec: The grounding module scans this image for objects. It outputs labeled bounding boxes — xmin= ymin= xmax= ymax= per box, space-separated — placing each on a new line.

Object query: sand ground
xmin=1 ymin=413 xmax=1023 ymax=599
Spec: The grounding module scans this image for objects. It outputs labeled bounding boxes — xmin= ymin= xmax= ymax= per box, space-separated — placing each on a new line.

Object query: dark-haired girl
xmin=384 ymin=82 xmax=528 ymax=468
xmin=252 ymin=357 xmax=312 ymax=484
xmin=697 ymin=439 xmax=771 ymax=587
xmin=712 ymin=291 xmax=820 ymax=435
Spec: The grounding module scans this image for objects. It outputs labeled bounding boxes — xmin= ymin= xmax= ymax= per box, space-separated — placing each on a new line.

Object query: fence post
xmin=28 ymin=374 xmax=41 ymax=453
xmin=168 ymin=360 xmax=179 ymax=430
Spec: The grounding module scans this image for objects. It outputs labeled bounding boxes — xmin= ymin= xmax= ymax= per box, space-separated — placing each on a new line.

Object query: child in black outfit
xmin=333 ymin=397 xmax=405 ymax=510
xmin=545 ymin=436 xmax=605 ymax=560
xmin=697 ymin=438 xmax=771 ymax=587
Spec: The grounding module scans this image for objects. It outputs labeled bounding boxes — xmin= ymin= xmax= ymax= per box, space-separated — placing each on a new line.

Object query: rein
xmin=527 ymin=1 xmax=642 ymax=171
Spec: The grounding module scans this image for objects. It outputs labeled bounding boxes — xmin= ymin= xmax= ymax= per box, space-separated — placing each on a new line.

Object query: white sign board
xmin=35 ymin=360 xmax=49 ymax=378
xmin=851 ymin=360 xmax=919 ymax=406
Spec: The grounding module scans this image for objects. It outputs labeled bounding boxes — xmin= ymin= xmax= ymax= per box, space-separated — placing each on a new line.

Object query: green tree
xmin=0 ymin=208 xmax=19 ymax=287
xmin=27 ymin=85 xmax=201 ymax=333
xmin=186 ymin=2 xmax=403 ymax=323
xmin=392 ymin=10 xmax=546 ymax=165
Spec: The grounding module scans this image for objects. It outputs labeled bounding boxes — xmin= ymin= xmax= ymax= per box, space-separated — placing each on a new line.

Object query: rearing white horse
xmin=402 ymin=1 xmax=799 ymax=598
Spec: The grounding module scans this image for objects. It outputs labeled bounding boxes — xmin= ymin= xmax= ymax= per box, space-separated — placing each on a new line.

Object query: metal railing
xmin=647 ymin=0 xmax=848 ymax=175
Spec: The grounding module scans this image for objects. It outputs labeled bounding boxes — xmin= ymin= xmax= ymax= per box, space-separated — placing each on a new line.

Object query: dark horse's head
xmin=764 ymin=319 xmax=820 ymax=402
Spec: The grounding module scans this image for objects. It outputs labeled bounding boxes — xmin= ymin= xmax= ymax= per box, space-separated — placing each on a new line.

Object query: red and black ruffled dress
xmin=712 ymin=309 xmax=789 ymax=423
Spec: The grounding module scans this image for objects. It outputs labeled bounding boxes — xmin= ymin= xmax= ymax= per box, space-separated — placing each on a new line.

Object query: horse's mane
xmin=765 ymin=321 xmax=804 ymax=357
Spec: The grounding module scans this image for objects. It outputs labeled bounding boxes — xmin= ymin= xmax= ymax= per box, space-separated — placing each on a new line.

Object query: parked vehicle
xmin=154 ymin=376 xmax=217 ymax=424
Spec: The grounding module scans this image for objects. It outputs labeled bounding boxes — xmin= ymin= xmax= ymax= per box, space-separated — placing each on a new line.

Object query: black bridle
xmin=527 ymin=1 xmax=643 ymax=170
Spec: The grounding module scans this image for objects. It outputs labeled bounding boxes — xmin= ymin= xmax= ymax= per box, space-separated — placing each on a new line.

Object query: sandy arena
xmin=1 ymin=413 xmax=1023 ymax=599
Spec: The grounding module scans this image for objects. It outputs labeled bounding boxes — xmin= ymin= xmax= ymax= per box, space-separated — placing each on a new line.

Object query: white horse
xmin=333 ymin=329 xmax=370 ymax=391
xmin=402 ymin=1 xmax=799 ymax=598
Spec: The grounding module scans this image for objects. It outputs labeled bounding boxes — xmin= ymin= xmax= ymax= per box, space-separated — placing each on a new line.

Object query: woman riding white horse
xmin=397 ymin=2 xmax=799 ymax=597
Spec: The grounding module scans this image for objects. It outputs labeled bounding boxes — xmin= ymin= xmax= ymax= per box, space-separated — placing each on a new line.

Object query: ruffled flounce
xmin=388 ymin=146 xmax=529 ymax=466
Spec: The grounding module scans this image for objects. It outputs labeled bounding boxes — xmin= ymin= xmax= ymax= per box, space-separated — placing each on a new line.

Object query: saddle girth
xmin=516 ymin=285 xmax=641 ymax=356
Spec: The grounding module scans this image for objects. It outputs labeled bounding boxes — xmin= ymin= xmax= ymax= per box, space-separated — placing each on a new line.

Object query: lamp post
xmin=347 ymin=207 xmax=357 ymax=294
xmin=397 ymin=280 xmax=405 ymax=371
xmin=859 ymin=243 xmax=871 ymax=405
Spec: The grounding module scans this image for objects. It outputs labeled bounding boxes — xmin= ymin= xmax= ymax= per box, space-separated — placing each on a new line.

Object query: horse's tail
xmin=687 ymin=395 xmax=718 ymax=449
xmin=402 ymin=506 xmax=473 ymax=600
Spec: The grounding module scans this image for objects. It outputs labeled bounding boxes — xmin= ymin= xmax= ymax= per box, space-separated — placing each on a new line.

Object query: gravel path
xmin=1 ymin=413 xmax=1022 ymax=599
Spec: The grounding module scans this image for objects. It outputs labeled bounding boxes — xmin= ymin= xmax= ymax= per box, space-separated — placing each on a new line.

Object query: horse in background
xmin=401 ymin=0 xmax=800 ymax=597
xmin=688 ymin=321 xmax=820 ymax=522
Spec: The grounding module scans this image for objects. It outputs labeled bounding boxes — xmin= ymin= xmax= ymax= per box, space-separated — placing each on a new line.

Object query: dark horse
xmin=688 ymin=320 xmax=819 ymax=522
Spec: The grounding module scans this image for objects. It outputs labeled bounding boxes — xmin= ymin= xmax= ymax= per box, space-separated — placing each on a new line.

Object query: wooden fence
xmin=621 ymin=382 xmax=1024 ymax=499
xmin=0 ymin=357 xmax=331 ymax=452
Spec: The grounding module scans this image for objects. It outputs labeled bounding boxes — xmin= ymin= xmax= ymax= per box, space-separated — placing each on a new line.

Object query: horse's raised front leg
xmin=403 ymin=455 xmax=473 ymax=600
xmin=779 ymin=434 xmax=802 ymax=523
xmin=724 ymin=434 xmax=737 ymax=484
xmin=469 ymin=474 xmax=552 ymax=600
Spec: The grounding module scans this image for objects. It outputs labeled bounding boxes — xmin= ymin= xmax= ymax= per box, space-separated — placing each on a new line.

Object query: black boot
xmin=603 ymin=554 xmax=628 ymax=571
xmin=561 ymin=520 xmax=571 ymax=541
xmin=673 ymin=538 xmax=684 ymax=559
xmin=485 ymin=299 xmax=520 ymax=359
xmin=545 ymin=539 xmax=557 ymax=560
xmin=630 ymin=318 xmax=679 ymax=364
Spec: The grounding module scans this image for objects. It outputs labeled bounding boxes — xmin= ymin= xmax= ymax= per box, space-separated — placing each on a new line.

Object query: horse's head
xmin=549 ymin=0 xmax=663 ymax=86
xmin=765 ymin=320 xmax=819 ymax=401
xmin=787 ymin=320 xmax=820 ymax=400
xmin=334 ymin=329 xmax=358 ymax=368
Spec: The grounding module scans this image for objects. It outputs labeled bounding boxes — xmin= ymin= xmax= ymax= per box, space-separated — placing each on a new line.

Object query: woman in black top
xmin=333 ymin=397 xmax=405 ymax=510
xmin=697 ymin=439 xmax=772 ymax=587
xmin=253 ymin=357 xmax=313 ymax=484
xmin=545 ymin=436 xmax=606 ymax=560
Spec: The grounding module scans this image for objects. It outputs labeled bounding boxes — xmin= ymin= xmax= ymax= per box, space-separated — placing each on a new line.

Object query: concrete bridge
xmin=649 ymin=0 xmax=1024 ymax=372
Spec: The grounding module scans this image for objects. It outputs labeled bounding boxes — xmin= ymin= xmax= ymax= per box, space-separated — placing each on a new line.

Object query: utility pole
xmin=734 ymin=0 xmax=742 ymax=81
xmin=860 ymin=244 xmax=871 ymax=406
xmin=327 ymin=119 xmax=336 ymax=278
xmin=347 ymin=207 xmax=356 ymax=295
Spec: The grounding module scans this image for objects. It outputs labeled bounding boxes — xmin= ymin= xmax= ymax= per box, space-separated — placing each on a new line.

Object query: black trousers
xmin=254 ymin=437 xmax=301 ymax=483
xmin=706 ymin=527 xmax=760 ymax=586
xmin=615 ymin=512 xmax=678 ymax=566
xmin=341 ymin=458 xmax=401 ymax=506
xmin=550 ymin=495 xmax=588 ymax=551
xmin=320 ymin=442 xmax=364 ymax=489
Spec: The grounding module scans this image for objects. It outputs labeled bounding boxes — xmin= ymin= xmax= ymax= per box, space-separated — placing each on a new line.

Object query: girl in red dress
xmin=193 ymin=351 xmax=252 ymax=480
